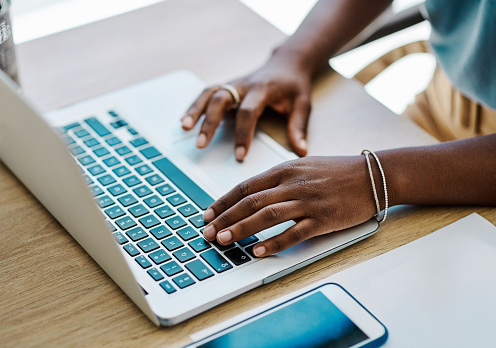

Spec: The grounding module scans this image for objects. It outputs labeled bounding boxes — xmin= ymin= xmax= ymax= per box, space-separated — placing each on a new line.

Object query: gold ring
xmin=220 ymin=84 xmax=241 ymax=109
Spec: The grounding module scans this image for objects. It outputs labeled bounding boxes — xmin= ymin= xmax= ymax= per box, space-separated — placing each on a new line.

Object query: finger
xmin=203 ymin=166 xmax=282 ymax=224
xmin=182 ymin=86 xmax=220 ymax=130
xmin=234 ymin=90 xmax=267 ymax=161
xmin=204 ymin=187 xmax=293 ymax=241
xmin=215 ymin=201 xmax=304 ymax=245
xmin=287 ymin=96 xmax=311 ymax=157
xmin=196 ymin=89 xmax=235 ymax=148
xmin=252 ymin=218 xmax=318 ymax=257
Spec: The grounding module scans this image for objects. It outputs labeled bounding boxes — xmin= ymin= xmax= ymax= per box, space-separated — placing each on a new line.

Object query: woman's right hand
xmin=181 ymin=54 xmax=313 ymax=161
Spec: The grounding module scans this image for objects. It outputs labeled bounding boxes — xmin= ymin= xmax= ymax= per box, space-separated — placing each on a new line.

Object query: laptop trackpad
xmin=173 ymin=121 xmax=294 ymax=195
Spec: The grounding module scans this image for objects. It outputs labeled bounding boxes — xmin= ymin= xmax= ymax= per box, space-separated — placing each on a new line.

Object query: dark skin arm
xmin=182 ymin=0 xmax=392 ymax=161
xmin=202 ymin=135 xmax=496 ymax=257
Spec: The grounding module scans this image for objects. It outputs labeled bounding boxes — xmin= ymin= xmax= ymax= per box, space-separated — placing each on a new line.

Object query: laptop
xmin=0 ymin=69 xmax=378 ymax=326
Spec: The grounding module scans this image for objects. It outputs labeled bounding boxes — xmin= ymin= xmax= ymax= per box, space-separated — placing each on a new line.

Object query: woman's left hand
xmin=202 ymin=156 xmax=377 ymax=257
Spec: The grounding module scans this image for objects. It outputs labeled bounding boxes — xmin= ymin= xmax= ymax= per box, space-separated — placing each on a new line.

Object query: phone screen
xmin=198 ymin=291 xmax=369 ymax=348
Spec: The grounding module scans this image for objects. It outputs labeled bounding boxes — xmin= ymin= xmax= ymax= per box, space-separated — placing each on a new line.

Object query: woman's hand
xmin=181 ymin=55 xmax=313 ymax=161
xmin=201 ymin=156 xmax=377 ymax=257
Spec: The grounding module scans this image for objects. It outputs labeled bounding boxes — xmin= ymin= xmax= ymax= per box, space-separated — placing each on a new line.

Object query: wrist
xmin=270 ymin=45 xmax=320 ymax=78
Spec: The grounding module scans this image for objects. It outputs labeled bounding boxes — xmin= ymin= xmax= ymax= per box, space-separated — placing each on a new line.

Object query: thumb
xmin=287 ymin=97 xmax=311 ymax=157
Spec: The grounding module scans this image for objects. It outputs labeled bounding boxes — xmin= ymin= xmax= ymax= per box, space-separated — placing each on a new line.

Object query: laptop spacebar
xmin=152 ymin=158 xmax=214 ymax=210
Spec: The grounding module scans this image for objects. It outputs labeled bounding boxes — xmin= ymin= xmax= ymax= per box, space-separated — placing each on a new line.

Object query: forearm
xmin=272 ymin=0 xmax=392 ymax=77
xmin=380 ymin=134 xmax=496 ymax=207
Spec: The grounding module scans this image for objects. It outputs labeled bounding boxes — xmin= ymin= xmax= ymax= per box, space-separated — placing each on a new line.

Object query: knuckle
xmin=237 ymin=181 xmax=251 ymax=198
xmin=263 ymin=205 xmax=280 ymax=222
xmin=243 ymin=194 xmax=261 ymax=212
xmin=217 ymin=213 xmax=232 ymax=228
xmin=287 ymin=226 xmax=306 ymax=245
xmin=237 ymin=107 xmax=256 ymax=119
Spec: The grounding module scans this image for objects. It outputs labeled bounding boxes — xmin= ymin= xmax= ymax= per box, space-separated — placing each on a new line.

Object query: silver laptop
xmin=0 ymin=69 xmax=378 ymax=326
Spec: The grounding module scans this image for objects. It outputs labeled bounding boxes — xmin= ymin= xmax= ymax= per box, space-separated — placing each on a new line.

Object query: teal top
xmin=425 ymin=0 xmax=496 ymax=109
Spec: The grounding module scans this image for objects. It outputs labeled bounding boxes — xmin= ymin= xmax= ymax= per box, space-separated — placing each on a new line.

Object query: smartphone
xmin=186 ymin=283 xmax=388 ymax=348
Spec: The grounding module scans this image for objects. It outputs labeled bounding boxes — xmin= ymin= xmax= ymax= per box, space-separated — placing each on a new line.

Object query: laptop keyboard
xmin=60 ymin=110 xmax=259 ymax=295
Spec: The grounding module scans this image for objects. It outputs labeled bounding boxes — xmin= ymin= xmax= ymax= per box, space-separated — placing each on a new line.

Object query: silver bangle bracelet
xmin=362 ymin=149 xmax=389 ymax=223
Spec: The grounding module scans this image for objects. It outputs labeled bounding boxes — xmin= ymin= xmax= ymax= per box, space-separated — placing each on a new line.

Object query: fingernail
xmin=299 ymin=138 xmax=307 ymax=151
xmin=253 ymin=245 xmax=266 ymax=257
xmin=203 ymin=208 xmax=215 ymax=222
xmin=182 ymin=115 xmax=194 ymax=129
xmin=217 ymin=230 xmax=232 ymax=244
xmin=203 ymin=224 xmax=216 ymax=240
xmin=235 ymin=146 xmax=246 ymax=161
xmin=196 ymin=133 xmax=207 ymax=148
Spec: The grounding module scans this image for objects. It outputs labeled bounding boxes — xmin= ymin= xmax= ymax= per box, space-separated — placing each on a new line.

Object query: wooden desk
xmin=1 ymin=0 xmax=495 ymax=347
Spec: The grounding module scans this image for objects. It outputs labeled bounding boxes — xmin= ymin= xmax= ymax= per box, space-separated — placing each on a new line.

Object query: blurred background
xmin=10 ymin=0 xmax=435 ymax=114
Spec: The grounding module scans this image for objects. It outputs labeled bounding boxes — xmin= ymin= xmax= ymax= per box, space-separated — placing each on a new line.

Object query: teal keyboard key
xmin=135 ymin=255 xmax=152 ymax=269
xmin=178 ymin=204 xmax=198 ymax=217
xmin=165 ymin=216 xmax=187 ymax=230
xmin=78 ymin=155 xmax=95 ymax=166
xmin=89 ymin=185 xmax=104 ymax=197
xmin=84 ymin=117 xmax=111 ymax=137
xmin=177 ymin=226 xmax=199 ymax=241
xmin=108 ymin=184 xmax=127 ymax=197
xmin=128 ymin=128 xmax=138 ymax=136
xmin=150 ymin=225 xmax=172 ymax=240
xmin=96 ymin=195 xmax=114 ymax=208
xmin=105 ymin=205 xmax=125 ymax=219
xmin=115 ymin=146 xmax=131 ymax=156
xmin=108 ymin=110 xmax=119 ymax=117
xmin=126 ymin=226 xmax=148 ymax=241
xmin=122 ymin=175 xmax=141 ymax=187
xmin=115 ymin=216 xmax=137 ymax=230
xmin=137 ymin=238 xmax=159 ymax=253
xmin=145 ymin=174 xmax=164 ymax=186
xmin=149 ymin=249 xmax=171 ymax=264
xmin=139 ymin=215 xmax=160 ymax=229
xmin=147 ymin=268 xmax=164 ymax=281
xmin=167 ymin=193 xmax=187 ymax=207
xmin=63 ymin=135 xmax=76 ymax=145
xmin=83 ymin=174 xmax=93 ymax=185
xmin=160 ymin=261 xmax=183 ymax=276
xmin=156 ymin=184 xmax=175 ymax=196
xmin=74 ymin=129 xmax=90 ymax=138
xmin=159 ymin=280 xmax=176 ymax=294
xmin=97 ymin=174 xmax=116 ymax=186
xmin=112 ymin=166 xmax=131 ymax=177
xmin=123 ymin=244 xmax=140 ymax=257
xmin=172 ymin=247 xmax=195 ymax=263
xmin=105 ymin=137 xmax=122 ymax=146
xmin=162 ymin=236 xmax=184 ymax=251
xmin=172 ymin=273 xmax=195 ymax=289
xmin=128 ymin=204 xmax=149 ymax=218
xmin=135 ymin=164 xmax=153 ymax=176
xmin=130 ymin=137 xmax=148 ymax=147
xmin=143 ymin=195 xmax=163 ymax=208
xmin=188 ymin=238 xmax=211 ymax=253
xmin=61 ymin=122 xmax=80 ymax=132
xmin=118 ymin=194 xmax=138 ymax=207
xmin=154 ymin=205 xmax=174 ymax=219
xmin=189 ymin=214 xmax=206 ymax=228
xmin=69 ymin=145 xmax=85 ymax=156
xmin=88 ymin=164 xmax=106 ymax=176
xmin=237 ymin=235 xmax=259 ymax=247
xmin=113 ymin=232 xmax=128 ymax=245
xmin=186 ymin=259 xmax=214 ymax=281
xmin=125 ymin=155 xmax=142 ymax=166
xmin=140 ymin=146 xmax=161 ymax=159
xmin=84 ymin=138 xmax=100 ymax=147
xmin=110 ymin=119 xmax=128 ymax=129
xmin=200 ymin=249 xmax=233 ymax=273
xmin=133 ymin=185 xmax=152 ymax=198
xmin=106 ymin=220 xmax=117 ymax=232
xmin=103 ymin=156 xmax=120 ymax=167
xmin=93 ymin=147 xmax=110 ymax=157
xmin=153 ymin=158 xmax=214 ymax=210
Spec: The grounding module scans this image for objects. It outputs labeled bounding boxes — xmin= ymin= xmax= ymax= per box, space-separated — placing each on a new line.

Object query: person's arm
xmin=182 ymin=0 xmax=392 ymax=161
xmin=202 ymin=134 xmax=496 ymax=257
